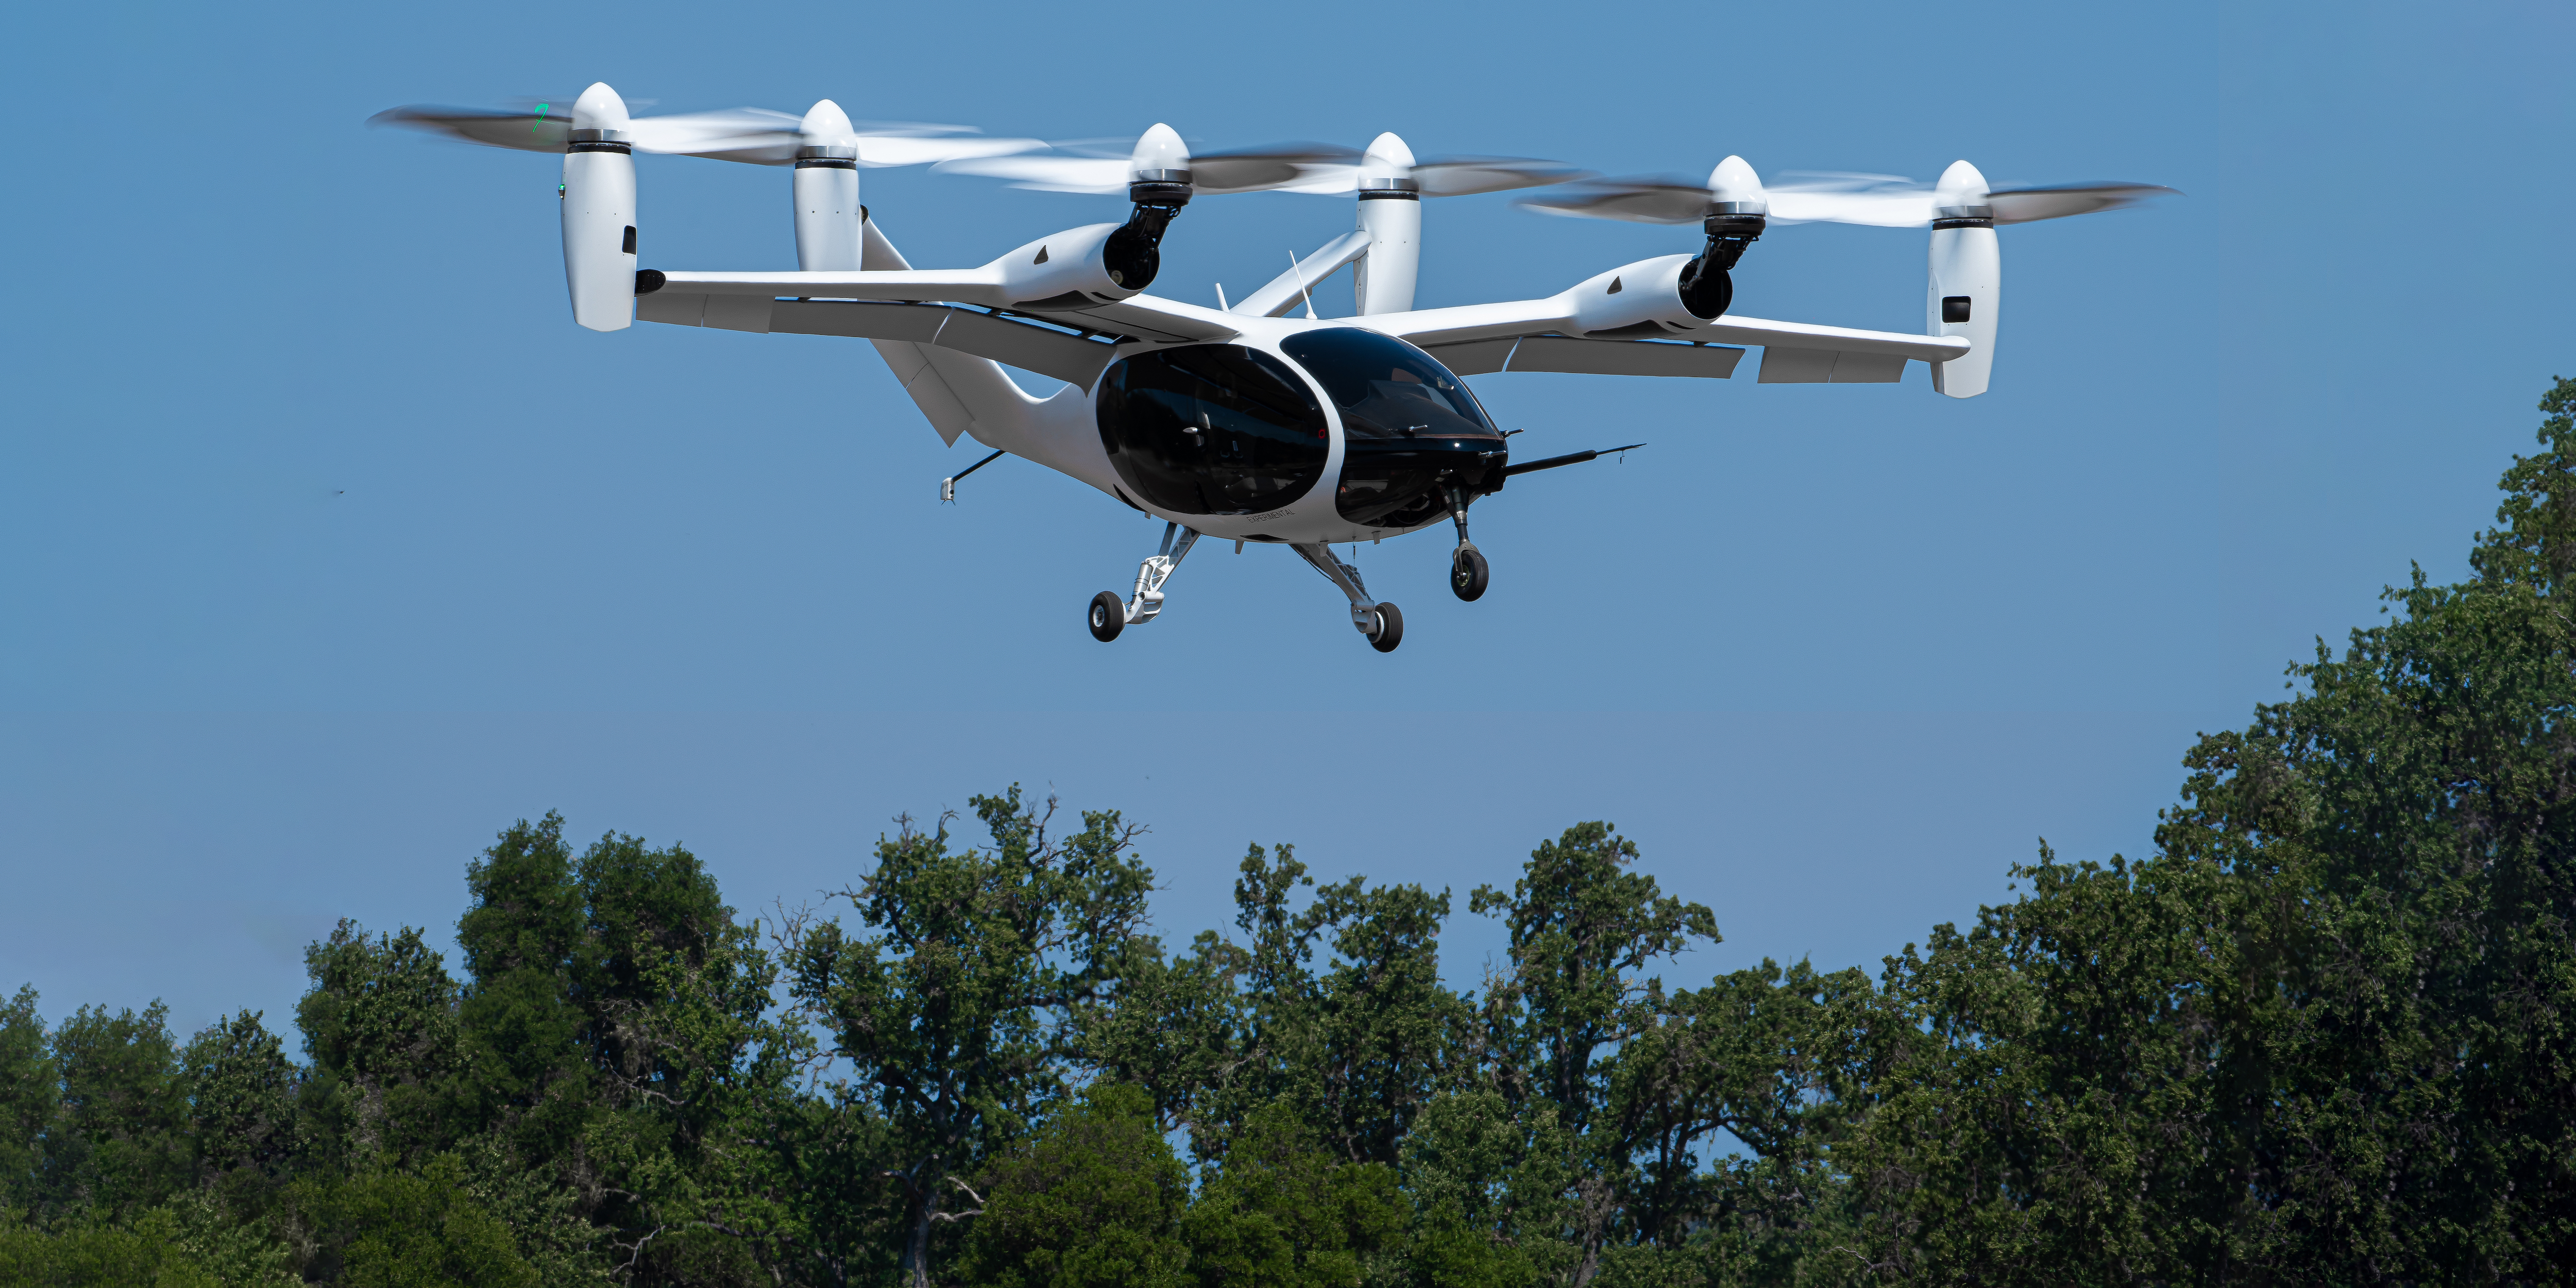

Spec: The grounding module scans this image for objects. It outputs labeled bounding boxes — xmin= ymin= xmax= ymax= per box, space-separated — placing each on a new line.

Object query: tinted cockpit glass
xmin=1095 ymin=344 xmax=1329 ymax=516
xmin=1278 ymin=328 xmax=1499 ymax=440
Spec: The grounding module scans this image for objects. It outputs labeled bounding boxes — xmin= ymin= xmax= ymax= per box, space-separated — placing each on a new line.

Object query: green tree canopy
xmin=955 ymin=1083 xmax=1188 ymax=1288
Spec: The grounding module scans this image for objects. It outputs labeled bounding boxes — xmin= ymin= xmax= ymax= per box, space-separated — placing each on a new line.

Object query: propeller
xmin=1524 ymin=159 xmax=2176 ymax=227
xmin=1276 ymin=148 xmax=1589 ymax=198
xmin=936 ymin=134 xmax=1360 ymax=196
xmin=368 ymin=98 xmax=1040 ymax=167
xmin=1509 ymin=157 xmax=1775 ymax=318
xmin=936 ymin=133 xmax=1586 ymax=198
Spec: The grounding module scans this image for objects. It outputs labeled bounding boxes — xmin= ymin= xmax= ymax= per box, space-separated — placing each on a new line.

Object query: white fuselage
xmin=962 ymin=311 xmax=1473 ymax=548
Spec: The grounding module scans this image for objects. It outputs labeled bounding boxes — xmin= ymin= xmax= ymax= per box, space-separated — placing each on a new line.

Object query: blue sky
xmin=1 ymin=1 xmax=2570 ymax=1037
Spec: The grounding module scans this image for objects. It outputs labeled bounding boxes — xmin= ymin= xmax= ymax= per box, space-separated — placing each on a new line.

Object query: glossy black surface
xmin=1280 ymin=328 xmax=1499 ymax=439
xmin=1095 ymin=345 xmax=1328 ymax=516
xmin=1278 ymin=328 xmax=1507 ymax=529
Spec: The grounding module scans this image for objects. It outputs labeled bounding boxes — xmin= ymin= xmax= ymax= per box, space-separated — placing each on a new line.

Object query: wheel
xmin=1088 ymin=591 xmax=1126 ymax=642
xmin=1368 ymin=601 xmax=1404 ymax=653
xmin=1450 ymin=547 xmax=1489 ymax=602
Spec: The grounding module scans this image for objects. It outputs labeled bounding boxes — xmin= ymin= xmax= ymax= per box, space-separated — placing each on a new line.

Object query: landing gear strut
xmin=1445 ymin=484 xmax=1488 ymax=602
xmin=1088 ymin=521 xmax=1198 ymax=642
xmin=1292 ymin=542 xmax=1403 ymax=653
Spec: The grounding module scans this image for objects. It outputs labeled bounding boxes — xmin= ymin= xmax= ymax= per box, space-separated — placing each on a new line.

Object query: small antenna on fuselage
xmin=1287 ymin=249 xmax=1317 ymax=319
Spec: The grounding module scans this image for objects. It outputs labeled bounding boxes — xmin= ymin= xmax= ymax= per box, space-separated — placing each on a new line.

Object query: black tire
xmin=1088 ymin=591 xmax=1126 ymax=642
xmin=1451 ymin=548 xmax=1489 ymax=602
xmin=1368 ymin=601 xmax=1404 ymax=653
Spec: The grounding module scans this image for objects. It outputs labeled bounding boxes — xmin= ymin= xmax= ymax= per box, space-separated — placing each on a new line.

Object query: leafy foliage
xmin=956 ymin=1083 xmax=1189 ymax=1288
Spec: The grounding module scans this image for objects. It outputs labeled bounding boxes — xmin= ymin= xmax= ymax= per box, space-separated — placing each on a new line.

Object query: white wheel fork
xmin=1126 ymin=522 xmax=1200 ymax=626
xmin=1291 ymin=542 xmax=1381 ymax=634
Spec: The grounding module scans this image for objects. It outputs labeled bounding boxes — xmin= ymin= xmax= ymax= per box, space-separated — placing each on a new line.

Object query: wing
xmin=640 ymin=268 xmax=1238 ymax=384
xmin=1371 ymin=297 xmax=1967 ymax=384
xmin=649 ymin=269 xmax=1236 ymax=339
xmin=1427 ymin=335 xmax=1746 ymax=380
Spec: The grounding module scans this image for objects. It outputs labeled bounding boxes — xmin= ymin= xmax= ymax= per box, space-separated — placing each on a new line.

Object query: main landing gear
xmin=1089 ymin=521 xmax=1199 ymax=643
xmin=1445 ymin=484 xmax=1488 ymax=603
xmin=1292 ymin=543 xmax=1403 ymax=653
xmin=1086 ymin=524 xmax=1408 ymax=654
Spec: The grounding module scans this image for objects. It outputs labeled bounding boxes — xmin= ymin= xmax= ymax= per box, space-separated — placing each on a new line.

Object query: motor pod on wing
xmin=1353 ymin=132 xmax=1421 ymax=316
xmin=561 ymin=82 xmax=638 ymax=331
xmin=1562 ymin=256 xmax=1714 ymax=338
xmin=990 ymin=224 xmax=1150 ymax=310
xmin=1101 ymin=124 xmax=1192 ymax=293
xmin=792 ymin=99 xmax=862 ymax=273
xmin=1926 ymin=159 xmax=1999 ymax=398
xmin=1679 ymin=156 xmax=1768 ymax=319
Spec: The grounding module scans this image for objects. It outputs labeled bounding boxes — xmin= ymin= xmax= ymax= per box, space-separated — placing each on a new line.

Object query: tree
xmin=1845 ymin=378 xmax=2576 ymax=1282
xmin=0 ymin=987 xmax=53 ymax=1212
xmin=1180 ymin=1100 xmax=1401 ymax=1288
xmin=452 ymin=814 xmax=591 ymax=1170
xmin=955 ymin=1082 xmax=1189 ymax=1288
xmin=183 ymin=1011 xmax=299 ymax=1185
xmin=0 ymin=1204 xmax=220 ymax=1287
xmin=1607 ymin=959 xmax=1900 ymax=1281
xmin=296 ymin=922 xmax=465 ymax=1169
xmin=786 ymin=789 xmax=1157 ymax=1287
xmin=453 ymin=814 xmax=785 ymax=1283
xmin=1470 ymin=823 xmax=1718 ymax=1287
xmin=1173 ymin=845 xmax=1469 ymax=1170
xmin=36 ymin=1002 xmax=192 ymax=1223
xmin=289 ymin=1151 xmax=540 ymax=1288
xmin=179 ymin=1008 xmax=303 ymax=1282
xmin=2151 ymin=371 xmax=2576 ymax=1276
xmin=1395 ymin=1088 xmax=1576 ymax=1288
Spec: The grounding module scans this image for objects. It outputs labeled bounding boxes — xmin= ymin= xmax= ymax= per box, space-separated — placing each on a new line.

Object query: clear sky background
xmin=2 ymin=1 xmax=2570 ymax=1039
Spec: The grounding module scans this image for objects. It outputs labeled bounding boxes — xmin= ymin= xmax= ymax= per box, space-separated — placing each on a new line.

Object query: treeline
xmin=7 ymin=379 xmax=2576 ymax=1286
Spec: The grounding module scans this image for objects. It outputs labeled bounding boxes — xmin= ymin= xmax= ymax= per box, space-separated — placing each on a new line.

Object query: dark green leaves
xmin=959 ymin=1083 xmax=1190 ymax=1288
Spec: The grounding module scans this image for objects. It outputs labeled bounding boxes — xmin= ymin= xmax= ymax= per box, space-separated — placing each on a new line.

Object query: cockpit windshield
xmin=1279 ymin=328 xmax=1500 ymax=440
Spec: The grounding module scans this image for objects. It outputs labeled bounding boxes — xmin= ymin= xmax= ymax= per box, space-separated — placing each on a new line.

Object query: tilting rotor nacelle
xmin=561 ymin=83 xmax=638 ymax=332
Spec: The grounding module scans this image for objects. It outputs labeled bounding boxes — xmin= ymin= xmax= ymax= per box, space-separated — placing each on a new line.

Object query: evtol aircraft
xmin=376 ymin=84 xmax=2172 ymax=653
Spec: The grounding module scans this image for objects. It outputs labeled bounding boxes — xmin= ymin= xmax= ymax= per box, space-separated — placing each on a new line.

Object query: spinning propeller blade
xmin=1409 ymin=156 xmax=1594 ymax=198
xmin=1519 ymin=179 xmax=1716 ymax=224
xmin=369 ymin=99 xmax=1041 ymax=167
xmin=937 ymin=132 xmax=1586 ymax=199
xmin=936 ymin=135 xmax=1363 ymax=195
xmin=1528 ymin=158 xmax=2176 ymax=228
xmin=367 ymin=104 xmax=577 ymax=152
xmin=1982 ymin=181 xmax=2178 ymax=224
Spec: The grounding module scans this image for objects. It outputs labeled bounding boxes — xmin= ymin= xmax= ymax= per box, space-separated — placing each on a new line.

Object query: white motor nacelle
xmin=1353 ymin=133 xmax=1420 ymax=316
xmin=1926 ymin=159 xmax=1999 ymax=398
xmin=1561 ymin=255 xmax=1707 ymax=337
xmin=986 ymin=224 xmax=1146 ymax=309
xmin=793 ymin=100 xmax=862 ymax=273
xmin=561 ymin=82 xmax=637 ymax=332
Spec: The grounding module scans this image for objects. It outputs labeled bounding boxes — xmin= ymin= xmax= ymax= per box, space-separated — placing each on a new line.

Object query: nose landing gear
xmin=1292 ymin=541 xmax=1404 ymax=653
xmin=1451 ymin=549 xmax=1489 ymax=601
xmin=1445 ymin=484 xmax=1489 ymax=602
